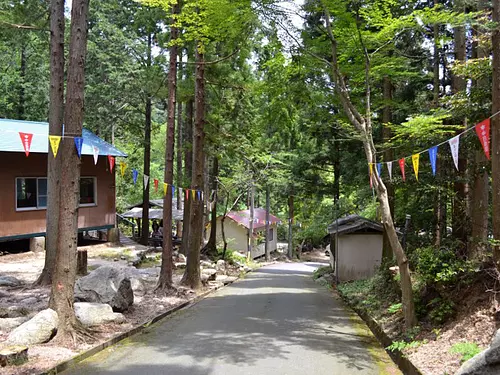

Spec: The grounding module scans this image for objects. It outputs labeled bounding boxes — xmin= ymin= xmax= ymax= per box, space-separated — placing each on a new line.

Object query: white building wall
xmin=336 ymin=233 xmax=383 ymax=281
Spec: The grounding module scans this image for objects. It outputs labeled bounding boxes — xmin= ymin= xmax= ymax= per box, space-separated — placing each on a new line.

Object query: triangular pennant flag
xmin=143 ymin=174 xmax=149 ymax=190
xmin=108 ymin=155 xmax=115 ymax=173
xmin=48 ymin=135 xmax=61 ymax=158
xmin=120 ymin=162 xmax=127 ymax=177
xmin=368 ymin=164 xmax=373 ymax=188
xmin=191 ymin=189 xmax=196 ymax=200
xmin=74 ymin=137 xmax=83 ymax=158
xmin=475 ymin=119 xmax=491 ymax=160
xmin=172 ymin=185 xmax=176 ymax=197
xmin=387 ymin=161 xmax=393 ymax=181
xmin=154 ymin=179 xmax=159 ymax=192
xmin=449 ymin=135 xmax=460 ymax=171
xmin=412 ymin=154 xmax=420 ymax=181
xmin=376 ymin=163 xmax=382 ymax=177
xmin=197 ymin=191 xmax=201 ymax=200
xmin=201 ymin=191 xmax=204 ymax=201
xmin=185 ymin=189 xmax=189 ymax=201
xmin=92 ymin=146 xmax=99 ymax=165
xmin=399 ymin=158 xmax=406 ymax=182
xmin=428 ymin=146 xmax=438 ymax=176
xmin=164 ymin=183 xmax=168 ymax=196
xmin=19 ymin=132 xmax=33 ymax=157
xmin=133 ymin=169 xmax=138 ymax=184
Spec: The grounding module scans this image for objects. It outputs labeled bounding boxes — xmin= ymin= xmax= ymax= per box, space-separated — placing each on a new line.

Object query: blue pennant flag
xmin=133 ymin=169 xmax=138 ymax=184
xmin=428 ymin=146 xmax=438 ymax=176
xmin=376 ymin=163 xmax=382 ymax=177
xmin=197 ymin=190 xmax=201 ymax=200
xmin=171 ymin=185 xmax=176 ymax=196
xmin=74 ymin=137 xmax=83 ymax=158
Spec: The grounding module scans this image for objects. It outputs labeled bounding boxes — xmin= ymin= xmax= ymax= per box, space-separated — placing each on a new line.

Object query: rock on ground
xmin=74 ymin=266 xmax=134 ymax=312
xmin=74 ymin=303 xmax=126 ymax=327
xmin=0 ymin=317 xmax=29 ymax=333
xmin=0 ymin=276 xmax=22 ymax=287
xmin=0 ymin=345 xmax=28 ymax=367
xmin=456 ymin=329 xmax=500 ymax=375
xmin=6 ymin=309 xmax=58 ymax=346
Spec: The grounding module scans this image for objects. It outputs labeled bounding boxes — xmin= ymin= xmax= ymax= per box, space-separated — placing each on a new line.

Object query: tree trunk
xmin=49 ymin=0 xmax=90 ymax=344
xmin=18 ymin=41 xmax=26 ymax=120
xmin=265 ymin=185 xmax=270 ymax=261
xmin=288 ymin=194 xmax=294 ymax=259
xmin=34 ymin=0 xmax=65 ymax=287
xmin=182 ymin=45 xmax=204 ymax=290
xmin=181 ymin=98 xmax=194 ymax=255
xmin=140 ymin=34 xmax=153 ymax=246
xmin=176 ymin=49 xmax=184 ymax=238
xmin=248 ymin=183 xmax=255 ymax=261
xmin=205 ymin=157 xmax=218 ymax=255
xmin=157 ymin=1 xmax=179 ymax=292
xmin=382 ymin=75 xmax=394 ymax=261
xmin=491 ymin=0 xmax=500 ymax=266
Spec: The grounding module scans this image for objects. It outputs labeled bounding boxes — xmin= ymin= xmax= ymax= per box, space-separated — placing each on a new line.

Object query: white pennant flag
xmin=92 ymin=146 xmax=99 ymax=165
xmin=143 ymin=174 xmax=149 ymax=190
xmin=448 ymin=135 xmax=460 ymax=171
xmin=387 ymin=161 xmax=393 ymax=181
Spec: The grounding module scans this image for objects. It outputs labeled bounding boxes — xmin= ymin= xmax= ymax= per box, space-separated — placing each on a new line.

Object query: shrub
xmin=387 ymin=303 xmax=402 ymax=314
xmin=450 ymin=342 xmax=482 ymax=363
xmin=428 ymin=297 xmax=455 ymax=324
xmin=313 ymin=266 xmax=332 ymax=280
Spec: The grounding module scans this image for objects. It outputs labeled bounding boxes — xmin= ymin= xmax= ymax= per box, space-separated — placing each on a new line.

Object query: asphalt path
xmin=62 ymin=262 xmax=399 ymax=375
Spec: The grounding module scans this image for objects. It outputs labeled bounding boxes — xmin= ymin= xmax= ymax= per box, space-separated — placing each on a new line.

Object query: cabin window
xmin=16 ymin=178 xmax=47 ymax=210
xmin=80 ymin=177 xmax=97 ymax=206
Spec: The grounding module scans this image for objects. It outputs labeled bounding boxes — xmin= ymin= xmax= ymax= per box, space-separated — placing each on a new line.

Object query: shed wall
xmin=336 ymin=233 xmax=383 ymax=281
xmin=0 ymin=152 xmax=116 ymax=239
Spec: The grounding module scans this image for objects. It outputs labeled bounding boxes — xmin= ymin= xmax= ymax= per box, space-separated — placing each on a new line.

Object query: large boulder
xmin=216 ymin=260 xmax=226 ymax=273
xmin=74 ymin=266 xmax=134 ymax=312
xmin=74 ymin=303 xmax=126 ymax=327
xmin=456 ymin=330 xmax=500 ymax=375
xmin=0 ymin=276 xmax=22 ymax=287
xmin=6 ymin=309 xmax=58 ymax=346
xmin=0 ymin=317 xmax=29 ymax=333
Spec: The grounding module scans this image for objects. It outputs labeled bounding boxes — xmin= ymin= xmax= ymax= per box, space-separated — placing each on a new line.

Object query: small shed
xmin=327 ymin=215 xmax=384 ymax=281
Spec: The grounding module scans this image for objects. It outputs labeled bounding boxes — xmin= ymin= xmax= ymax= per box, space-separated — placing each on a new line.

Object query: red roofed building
xmin=212 ymin=208 xmax=281 ymax=258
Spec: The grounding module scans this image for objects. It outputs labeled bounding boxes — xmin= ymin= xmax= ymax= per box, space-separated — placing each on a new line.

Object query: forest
xmin=2 ymin=0 xmax=500 ymax=372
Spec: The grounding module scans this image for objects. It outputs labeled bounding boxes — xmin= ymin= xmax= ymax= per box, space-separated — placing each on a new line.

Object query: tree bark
xmin=181 ymin=98 xmax=193 ymax=255
xmin=49 ymin=0 xmax=90 ymax=344
xmin=140 ymin=33 xmax=153 ymax=246
xmin=382 ymin=75 xmax=394 ymax=261
xmin=18 ymin=41 xmax=26 ymax=120
xmin=176 ymin=49 xmax=184 ymax=238
xmin=34 ymin=0 xmax=64 ymax=287
xmin=491 ymin=0 xmax=500 ymax=265
xmin=248 ymin=183 xmax=255 ymax=261
xmin=157 ymin=1 xmax=180 ymax=292
xmin=265 ymin=185 xmax=271 ymax=261
xmin=288 ymin=194 xmax=294 ymax=259
xmin=182 ymin=45 xmax=204 ymax=290
xmin=204 ymin=157 xmax=218 ymax=255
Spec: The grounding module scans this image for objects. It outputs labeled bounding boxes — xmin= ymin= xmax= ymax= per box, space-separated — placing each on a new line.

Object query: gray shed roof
xmin=0 ymin=119 xmax=126 ymax=157
xmin=121 ymin=207 xmax=184 ymax=221
xmin=327 ymin=215 xmax=384 ymax=235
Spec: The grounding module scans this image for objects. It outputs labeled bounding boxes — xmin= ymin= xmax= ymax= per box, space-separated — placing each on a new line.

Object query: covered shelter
xmin=327 ymin=215 xmax=384 ymax=281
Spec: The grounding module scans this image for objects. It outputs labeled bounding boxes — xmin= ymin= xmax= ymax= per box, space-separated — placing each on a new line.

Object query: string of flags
xmin=13 ymin=130 xmax=207 ymax=202
xmin=369 ymin=114 xmax=495 ymax=185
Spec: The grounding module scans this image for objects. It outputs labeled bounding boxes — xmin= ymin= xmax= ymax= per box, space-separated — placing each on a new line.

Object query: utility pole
xmin=265 ymin=185 xmax=270 ymax=261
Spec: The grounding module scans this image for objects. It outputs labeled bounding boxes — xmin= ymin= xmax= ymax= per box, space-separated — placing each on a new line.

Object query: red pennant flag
xmin=154 ymin=179 xmax=159 ymax=192
xmin=19 ymin=132 xmax=33 ymax=157
xmin=185 ymin=189 xmax=189 ymax=201
xmin=475 ymin=119 xmax=491 ymax=160
xmin=399 ymin=158 xmax=406 ymax=182
xmin=107 ymin=155 xmax=115 ymax=173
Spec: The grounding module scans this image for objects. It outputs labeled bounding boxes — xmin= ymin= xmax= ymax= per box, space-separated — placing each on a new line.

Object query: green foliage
xmin=387 ymin=303 xmax=402 ymax=314
xmin=450 ymin=342 xmax=482 ymax=363
xmin=312 ymin=266 xmax=332 ymax=280
xmin=428 ymin=297 xmax=455 ymax=324
xmin=387 ymin=339 xmax=426 ymax=353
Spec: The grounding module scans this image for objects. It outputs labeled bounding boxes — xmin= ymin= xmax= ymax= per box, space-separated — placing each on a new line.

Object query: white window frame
xmin=15 ymin=176 xmax=98 ymax=211
xmin=15 ymin=177 xmax=47 ymax=211
xmin=79 ymin=176 xmax=98 ymax=207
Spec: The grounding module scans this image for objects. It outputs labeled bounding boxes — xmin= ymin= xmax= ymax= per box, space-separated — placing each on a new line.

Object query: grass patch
xmin=450 ymin=342 xmax=482 ymax=363
xmin=312 ymin=266 xmax=332 ymax=280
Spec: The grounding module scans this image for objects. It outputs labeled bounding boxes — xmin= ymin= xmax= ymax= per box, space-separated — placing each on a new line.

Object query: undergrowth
xmin=449 ymin=342 xmax=482 ymax=363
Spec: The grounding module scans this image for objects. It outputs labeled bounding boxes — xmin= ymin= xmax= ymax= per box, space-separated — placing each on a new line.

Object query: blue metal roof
xmin=0 ymin=119 xmax=127 ymax=157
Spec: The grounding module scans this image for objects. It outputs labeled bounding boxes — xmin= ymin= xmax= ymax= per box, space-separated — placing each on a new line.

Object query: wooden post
xmin=77 ymin=249 xmax=87 ymax=276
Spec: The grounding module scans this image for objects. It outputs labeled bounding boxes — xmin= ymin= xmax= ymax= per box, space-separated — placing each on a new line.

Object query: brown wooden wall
xmin=0 ymin=152 xmax=116 ymax=239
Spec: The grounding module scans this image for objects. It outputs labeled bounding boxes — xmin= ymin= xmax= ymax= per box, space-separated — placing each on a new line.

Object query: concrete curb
xmin=42 ymin=272 xmax=249 ymax=375
xmin=337 ymin=290 xmax=423 ymax=375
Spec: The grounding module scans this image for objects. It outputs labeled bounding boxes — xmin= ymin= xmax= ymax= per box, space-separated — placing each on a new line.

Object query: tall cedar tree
xmin=492 ymin=0 xmax=500 ymax=265
xmin=49 ymin=0 xmax=91 ymax=344
xmin=34 ymin=0 xmax=64 ymax=286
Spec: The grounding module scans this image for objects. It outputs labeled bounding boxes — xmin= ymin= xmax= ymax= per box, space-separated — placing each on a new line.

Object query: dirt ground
xmin=0 ymin=241 xmax=254 ymax=375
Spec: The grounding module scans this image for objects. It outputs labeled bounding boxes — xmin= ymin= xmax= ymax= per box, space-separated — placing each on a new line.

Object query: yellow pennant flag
xmin=412 ymin=154 xmax=420 ymax=181
xmin=120 ymin=162 xmax=127 ymax=177
xmin=49 ymin=135 xmax=61 ymax=158
xmin=369 ymin=163 xmax=374 ymax=176
xmin=191 ymin=189 xmax=196 ymax=200
xmin=164 ymin=183 xmax=168 ymax=196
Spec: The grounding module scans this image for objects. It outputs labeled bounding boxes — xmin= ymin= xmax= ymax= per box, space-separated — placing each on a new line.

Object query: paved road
xmin=63 ymin=263 xmax=399 ymax=375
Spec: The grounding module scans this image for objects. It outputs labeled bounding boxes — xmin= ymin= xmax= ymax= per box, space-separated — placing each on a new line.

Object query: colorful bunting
xmin=172 ymin=185 xmax=176 ymax=197
xmin=185 ymin=189 xmax=189 ymax=201
xmin=108 ymin=155 xmax=115 ymax=173
xmin=133 ymin=169 xmax=138 ymax=184
xmin=475 ymin=119 xmax=491 ymax=160
xmin=387 ymin=161 xmax=393 ymax=181
xmin=428 ymin=146 xmax=438 ymax=176
xmin=412 ymin=154 xmax=420 ymax=181
xmin=120 ymin=161 xmax=127 ymax=177
xmin=154 ymin=179 xmax=159 ymax=192
xmin=369 ymin=164 xmax=373 ymax=188
xmin=74 ymin=137 xmax=83 ymax=158
xmin=19 ymin=132 xmax=33 ymax=157
xmin=449 ymin=135 xmax=460 ymax=171
xmin=376 ymin=163 xmax=382 ymax=177
xmin=197 ymin=191 xmax=201 ymax=200
xmin=399 ymin=158 xmax=406 ymax=182
xmin=48 ymin=135 xmax=61 ymax=158
xmin=191 ymin=189 xmax=196 ymax=200
xmin=92 ymin=146 xmax=99 ymax=165
xmin=164 ymin=183 xmax=168 ymax=196
xmin=143 ymin=174 xmax=149 ymax=190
